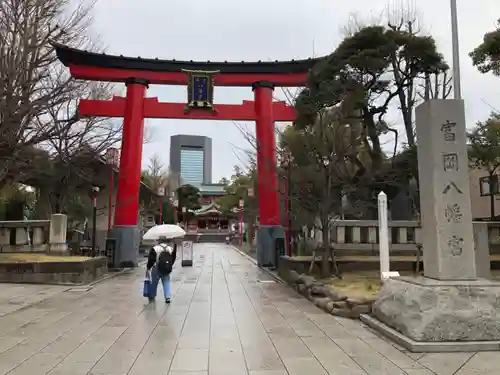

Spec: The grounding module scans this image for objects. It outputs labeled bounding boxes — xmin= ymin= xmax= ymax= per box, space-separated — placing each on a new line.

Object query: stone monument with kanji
xmin=361 ymin=99 xmax=500 ymax=352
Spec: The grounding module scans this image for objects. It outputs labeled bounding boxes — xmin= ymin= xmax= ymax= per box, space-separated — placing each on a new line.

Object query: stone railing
xmin=0 ymin=214 xmax=68 ymax=254
xmin=330 ymin=220 xmax=500 ymax=254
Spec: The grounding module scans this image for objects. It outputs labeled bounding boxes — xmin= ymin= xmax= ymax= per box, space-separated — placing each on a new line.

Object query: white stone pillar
xmin=49 ymin=214 xmax=68 ymax=254
xmin=415 ymin=99 xmax=476 ymax=280
xmin=378 ymin=191 xmax=390 ymax=280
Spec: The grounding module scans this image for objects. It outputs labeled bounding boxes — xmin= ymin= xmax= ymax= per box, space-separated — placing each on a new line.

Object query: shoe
xmin=165 ymin=298 xmax=171 ymax=304
xmin=148 ymin=297 xmax=155 ymax=303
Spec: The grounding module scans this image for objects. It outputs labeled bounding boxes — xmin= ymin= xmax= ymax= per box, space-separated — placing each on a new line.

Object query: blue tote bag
xmin=142 ymin=278 xmax=152 ymax=298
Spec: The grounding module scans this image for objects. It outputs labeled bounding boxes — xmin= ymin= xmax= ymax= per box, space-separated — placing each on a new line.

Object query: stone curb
xmin=360 ymin=314 xmax=500 ymax=352
xmin=229 ymin=246 xmax=370 ymax=319
xmin=229 ymin=245 xmax=286 ymax=284
xmin=88 ymin=259 xmax=148 ymax=287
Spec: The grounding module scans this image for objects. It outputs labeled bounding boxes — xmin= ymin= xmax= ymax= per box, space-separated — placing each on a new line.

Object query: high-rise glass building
xmin=170 ymin=135 xmax=212 ymax=187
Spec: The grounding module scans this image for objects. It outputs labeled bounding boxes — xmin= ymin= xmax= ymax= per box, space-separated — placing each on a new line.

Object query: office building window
xmin=180 ymin=148 xmax=204 ymax=186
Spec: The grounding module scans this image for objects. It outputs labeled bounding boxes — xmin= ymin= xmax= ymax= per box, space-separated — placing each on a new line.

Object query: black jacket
xmin=146 ymin=243 xmax=177 ymax=270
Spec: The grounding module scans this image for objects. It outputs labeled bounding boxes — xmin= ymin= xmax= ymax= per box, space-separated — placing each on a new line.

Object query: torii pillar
xmin=253 ymin=81 xmax=285 ymax=268
xmin=111 ymin=78 xmax=148 ymax=267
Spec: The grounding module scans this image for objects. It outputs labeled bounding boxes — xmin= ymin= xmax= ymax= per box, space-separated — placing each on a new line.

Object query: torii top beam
xmin=52 ymin=42 xmax=324 ymax=87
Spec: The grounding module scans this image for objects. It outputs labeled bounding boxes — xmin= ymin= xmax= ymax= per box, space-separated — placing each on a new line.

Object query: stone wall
xmin=0 ymin=257 xmax=108 ymax=285
xmin=283 ymin=269 xmax=373 ymax=319
xmin=278 ymin=255 xmax=417 ymax=275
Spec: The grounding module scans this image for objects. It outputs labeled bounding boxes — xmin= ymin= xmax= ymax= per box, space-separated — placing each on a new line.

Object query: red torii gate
xmin=53 ymin=43 xmax=320 ymax=267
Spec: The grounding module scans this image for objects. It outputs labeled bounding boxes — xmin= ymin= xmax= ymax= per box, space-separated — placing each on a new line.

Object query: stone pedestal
xmin=49 ymin=214 xmax=68 ymax=254
xmin=364 ymin=100 xmax=500 ymax=352
xmin=256 ymin=225 xmax=285 ymax=268
xmin=373 ymin=277 xmax=500 ymax=342
xmin=109 ymin=225 xmax=140 ymax=268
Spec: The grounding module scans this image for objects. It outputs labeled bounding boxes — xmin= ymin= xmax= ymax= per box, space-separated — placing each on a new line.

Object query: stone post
xmin=377 ymin=191 xmax=390 ymax=280
xmin=49 ymin=214 xmax=68 ymax=254
xmin=416 ymin=99 xmax=476 ymax=280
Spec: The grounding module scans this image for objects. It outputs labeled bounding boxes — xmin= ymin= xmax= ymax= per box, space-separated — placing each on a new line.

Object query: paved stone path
xmin=0 ymin=284 xmax=68 ymax=317
xmin=0 ymin=244 xmax=496 ymax=375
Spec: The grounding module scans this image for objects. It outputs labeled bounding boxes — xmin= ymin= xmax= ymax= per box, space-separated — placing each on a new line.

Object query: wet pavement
xmin=0 ymin=243 xmax=496 ymax=375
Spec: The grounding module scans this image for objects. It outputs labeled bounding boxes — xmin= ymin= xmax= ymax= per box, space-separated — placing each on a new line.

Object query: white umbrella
xmin=142 ymin=224 xmax=186 ymax=240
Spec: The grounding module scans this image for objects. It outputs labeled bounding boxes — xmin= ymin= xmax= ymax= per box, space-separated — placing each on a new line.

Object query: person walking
xmin=146 ymin=236 xmax=176 ymax=303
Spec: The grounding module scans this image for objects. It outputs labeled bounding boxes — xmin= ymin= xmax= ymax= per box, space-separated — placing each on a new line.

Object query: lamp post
xmin=90 ymin=186 xmax=100 ymax=257
xmin=104 ymin=147 xmax=119 ymax=231
xmin=248 ymin=187 xmax=254 ymax=245
xmin=182 ymin=206 xmax=187 ymax=228
xmin=239 ymin=199 xmax=244 ymax=246
xmin=281 ymin=151 xmax=292 ymax=256
xmin=172 ymin=191 xmax=178 ymax=224
xmin=450 ymin=0 xmax=461 ymax=99
xmin=157 ymin=187 xmax=165 ymax=224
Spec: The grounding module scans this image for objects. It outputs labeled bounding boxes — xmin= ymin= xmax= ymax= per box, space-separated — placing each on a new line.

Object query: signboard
xmin=105 ymin=148 xmax=120 ymax=166
xmin=480 ymin=175 xmax=499 ymax=196
xmin=105 ymin=238 xmax=116 ymax=268
xmin=182 ymin=69 xmax=219 ymax=110
xmin=181 ymin=240 xmax=193 ymax=267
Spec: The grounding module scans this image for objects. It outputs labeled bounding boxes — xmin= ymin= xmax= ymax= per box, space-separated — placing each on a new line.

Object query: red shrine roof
xmin=52 ymin=42 xmax=324 ymax=75
xmin=191 ymin=201 xmax=223 ymax=216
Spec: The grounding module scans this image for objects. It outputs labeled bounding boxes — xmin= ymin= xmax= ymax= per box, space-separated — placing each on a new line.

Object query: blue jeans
xmin=150 ymin=267 xmax=171 ymax=299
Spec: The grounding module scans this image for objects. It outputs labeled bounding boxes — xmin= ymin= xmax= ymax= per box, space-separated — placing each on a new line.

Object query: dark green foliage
xmin=216 ymin=167 xmax=257 ymax=215
xmin=468 ymin=112 xmax=500 ymax=172
xmin=176 ymin=184 xmax=201 ymax=212
xmin=295 ymin=25 xmax=445 ymax=174
xmin=470 ymin=20 xmax=500 ymax=76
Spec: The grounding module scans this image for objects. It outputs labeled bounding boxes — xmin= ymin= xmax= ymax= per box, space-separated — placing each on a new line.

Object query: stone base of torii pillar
xmin=361 ymin=100 xmax=500 ymax=353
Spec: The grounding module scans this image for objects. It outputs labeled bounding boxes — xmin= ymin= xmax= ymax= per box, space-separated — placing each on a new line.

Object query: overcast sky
xmin=90 ymin=0 xmax=500 ymax=182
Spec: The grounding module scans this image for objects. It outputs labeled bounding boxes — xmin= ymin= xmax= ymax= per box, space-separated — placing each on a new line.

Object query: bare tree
xmin=39 ymin=81 xmax=122 ymax=215
xmin=386 ymin=0 xmax=449 ymax=147
xmin=419 ymin=71 xmax=453 ymax=101
xmin=340 ymin=10 xmax=384 ymax=37
xmin=145 ymin=154 xmax=168 ymax=193
xmin=0 ymin=0 xmax=98 ymax=188
xmin=141 ymin=154 xmax=184 ymax=202
xmin=339 ymin=1 xmax=448 ymax=148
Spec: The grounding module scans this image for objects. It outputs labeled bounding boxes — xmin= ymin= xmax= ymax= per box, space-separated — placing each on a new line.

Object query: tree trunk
xmin=490 ymin=172 xmax=496 ymax=220
xmin=320 ymin=219 xmax=330 ymax=278
xmin=329 ymin=242 xmax=340 ymax=278
xmin=363 ymin=112 xmax=384 ymax=171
